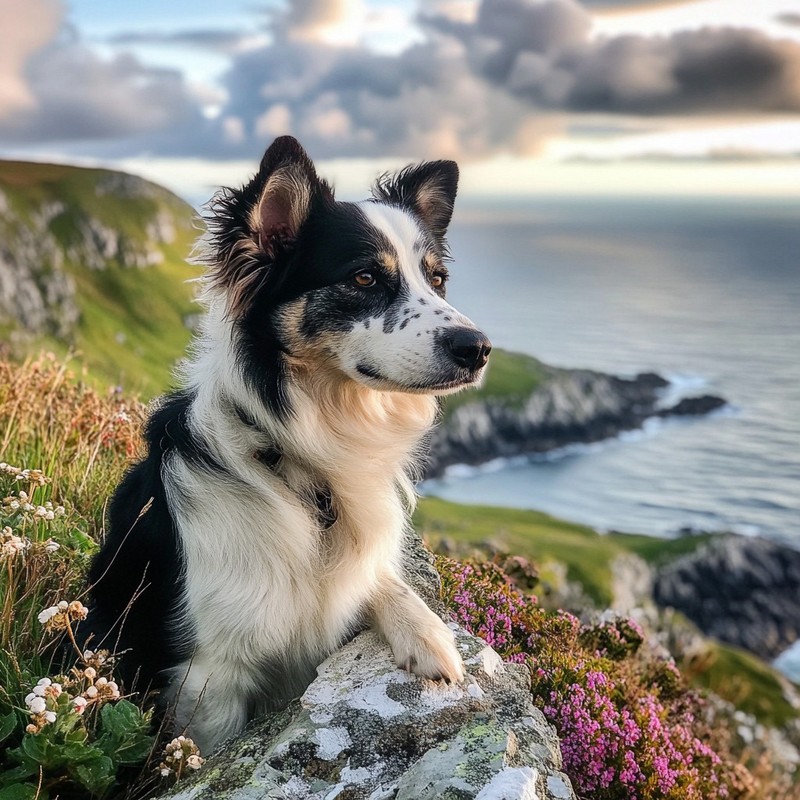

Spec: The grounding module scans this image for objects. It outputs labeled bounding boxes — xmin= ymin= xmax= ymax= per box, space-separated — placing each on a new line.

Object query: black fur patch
xmin=83 ymin=393 xmax=200 ymax=696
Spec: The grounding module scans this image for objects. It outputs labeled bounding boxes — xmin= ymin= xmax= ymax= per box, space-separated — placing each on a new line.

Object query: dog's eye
xmin=353 ymin=271 xmax=376 ymax=288
xmin=430 ymin=273 xmax=447 ymax=289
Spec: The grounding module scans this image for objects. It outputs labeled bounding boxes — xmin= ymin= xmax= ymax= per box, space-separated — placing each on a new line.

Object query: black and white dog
xmin=85 ymin=136 xmax=491 ymax=752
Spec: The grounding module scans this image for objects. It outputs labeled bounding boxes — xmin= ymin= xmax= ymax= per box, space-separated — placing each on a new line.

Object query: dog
xmin=83 ymin=136 xmax=491 ymax=752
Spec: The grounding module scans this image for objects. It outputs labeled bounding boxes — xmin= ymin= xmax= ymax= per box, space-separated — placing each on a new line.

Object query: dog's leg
xmin=369 ymin=571 xmax=464 ymax=683
xmin=169 ymin=655 xmax=256 ymax=754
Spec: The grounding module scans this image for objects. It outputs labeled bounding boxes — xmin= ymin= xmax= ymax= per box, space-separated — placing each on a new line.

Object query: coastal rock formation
xmin=427 ymin=368 xmax=725 ymax=477
xmin=653 ymin=534 xmax=800 ymax=659
xmin=160 ymin=627 xmax=575 ymax=800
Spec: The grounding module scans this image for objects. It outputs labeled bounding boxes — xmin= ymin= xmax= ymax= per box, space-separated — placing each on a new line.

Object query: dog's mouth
xmin=355 ymin=364 xmax=481 ymax=394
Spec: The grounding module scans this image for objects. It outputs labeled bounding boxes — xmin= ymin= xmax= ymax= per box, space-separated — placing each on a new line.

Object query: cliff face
xmin=0 ymin=161 xmax=197 ymax=394
xmin=428 ymin=368 xmax=724 ymax=477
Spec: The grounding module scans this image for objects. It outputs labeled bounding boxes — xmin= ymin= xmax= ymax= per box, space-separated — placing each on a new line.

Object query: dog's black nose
xmin=444 ymin=328 xmax=492 ymax=371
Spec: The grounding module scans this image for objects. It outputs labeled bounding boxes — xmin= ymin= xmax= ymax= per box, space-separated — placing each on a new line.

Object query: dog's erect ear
xmin=208 ymin=136 xmax=333 ymax=316
xmin=250 ymin=137 xmax=321 ymax=256
xmin=207 ymin=136 xmax=330 ymax=316
xmin=372 ymin=161 xmax=459 ymax=238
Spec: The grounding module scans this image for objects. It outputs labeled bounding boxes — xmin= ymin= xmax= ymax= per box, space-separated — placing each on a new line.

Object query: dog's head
xmin=205 ymin=136 xmax=491 ymax=397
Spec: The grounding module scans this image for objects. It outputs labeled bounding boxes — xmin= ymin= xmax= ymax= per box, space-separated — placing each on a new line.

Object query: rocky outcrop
xmin=653 ymin=534 xmax=800 ymax=659
xmin=155 ymin=531 xmax=575 ymax=800
xmin=160 ymin=627 xmax=575 ymax=800
xmin=427 ymin=369 xmax=725 ymax=477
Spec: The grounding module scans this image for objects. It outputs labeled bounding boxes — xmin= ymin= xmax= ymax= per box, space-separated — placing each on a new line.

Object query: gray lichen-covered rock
xmin=159 ymin=627 xmax=575 ymax=800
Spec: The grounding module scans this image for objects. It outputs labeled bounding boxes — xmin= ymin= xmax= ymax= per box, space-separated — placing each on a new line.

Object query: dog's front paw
xmin=391 ymin=615 xmax=464 ymax=683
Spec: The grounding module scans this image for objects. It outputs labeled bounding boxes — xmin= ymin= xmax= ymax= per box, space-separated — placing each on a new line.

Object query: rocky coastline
xmin=426 ymin=366 xmax=725 ymax=478
xmin=653 ymin=533 xmax=800 ymax=660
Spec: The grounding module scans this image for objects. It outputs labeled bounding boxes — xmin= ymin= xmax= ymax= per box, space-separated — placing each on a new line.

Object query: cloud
xmin=778 ymin=13 xmax=800 ymax=28
xmin=212 ymin=35 xmax=543 ymax=159
xmin=565 ymin=28 xmax=800 ymax=114
xmin=0 ymin=0 xmax=62 ymax=120
xmin=108 ymin=29 xmax=259 ymax=55
xmin=429 ymin=1 xmax=800 ymax=115
xmin=567 ymin=148 xmax=800 ymax=163
xmin=579 ymin=0 xmax=697 ymax=7
xmin=191 ymin=0 xmax=800 ymax=160
xmin=4 ymin=0 xmax=800 ymax=163
xmin=0 ymin=4 xmax=206 ymax=145
xmin=0 ymin=36 xmax=203 ymax=143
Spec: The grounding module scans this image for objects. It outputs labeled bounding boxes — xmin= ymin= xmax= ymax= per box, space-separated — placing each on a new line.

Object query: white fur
xmin=334 ymin=203 xmax=480 ymax=393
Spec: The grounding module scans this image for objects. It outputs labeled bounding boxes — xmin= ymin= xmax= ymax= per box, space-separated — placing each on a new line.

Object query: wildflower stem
xmin=64 ymin=618 xmax=85 ymax=661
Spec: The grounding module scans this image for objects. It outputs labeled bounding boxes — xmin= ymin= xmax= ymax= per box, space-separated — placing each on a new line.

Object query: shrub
xmin=437 ymin=556 xmax=790 ymax=800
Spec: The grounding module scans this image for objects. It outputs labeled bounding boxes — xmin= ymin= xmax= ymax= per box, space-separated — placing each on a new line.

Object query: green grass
xmin=693 ymin=642 xmax=797 ymax=728
xmin=606 ymin=530 xmax=715 ymax=564
xmin=0 ymin=160 xmax=199 ymax=397
xmin=440 ymin=349 xmax=548 ymax=417
xmin=414 ymin=496 xmax=623 ymax=605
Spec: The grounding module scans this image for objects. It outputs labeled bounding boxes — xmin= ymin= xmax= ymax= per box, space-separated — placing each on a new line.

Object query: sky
xmin=2 ymin=0 xmax=800 ymax=203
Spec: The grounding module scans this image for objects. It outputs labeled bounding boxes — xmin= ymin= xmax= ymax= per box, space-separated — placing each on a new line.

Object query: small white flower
xmin=84 ymin=666 xmax=96 ymax=680
xmin=96 ymin=677 xmax=108 ymax=687
xmin=186 ymin=755 xmax=204 ymax=770
xmin=85 ymin=685 xmax=98 ymax=699
xmin=72 ymin=697 xmax=88 ymax=714
xmin=57 ymin=601 xmax=68 ymax=611
xmin=44 ymin=711 xmax=57 ymax=724
xmin=160 ymin=767 xmax=172 ymax=777
xmin=173 ymin=749 xmax=183 ymax=761
xmin=45 ymin=540 xmax=60 ymax=553
xmin=18 ymin=491 xmax=28 ymax=502
xmin=37 ymin=607 xmax=58 ymax=624
xmin=28 ymin=697 xmax=46 ymax=714
xmin=32 ymin=685 xmax=46 ymax=697
xmin=55 ymin=506 xmax=65 ymax=516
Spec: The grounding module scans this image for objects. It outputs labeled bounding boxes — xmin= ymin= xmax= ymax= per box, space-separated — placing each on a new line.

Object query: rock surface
xmin=654 ymin=534 xmax=800 ymax=658
xmin=159 ymin=626 xmax=575 ymax=800
xmin=427 ymin=369 xmax=725 ymax=478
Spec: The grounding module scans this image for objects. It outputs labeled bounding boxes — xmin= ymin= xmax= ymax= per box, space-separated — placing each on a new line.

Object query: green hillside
xmin=0 ymin=161 xmax=199 ymax=396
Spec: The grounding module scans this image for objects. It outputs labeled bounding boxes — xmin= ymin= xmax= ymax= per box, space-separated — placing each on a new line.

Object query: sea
xmin=420 ymin=196 xmax=800 ymax=677
xmin=423 ymin=196 xmax=800 ymax=545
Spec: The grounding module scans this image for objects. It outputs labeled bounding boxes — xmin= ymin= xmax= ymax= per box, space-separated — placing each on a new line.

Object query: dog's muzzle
xmin=441 ymin=327 xmax=492 ymax=372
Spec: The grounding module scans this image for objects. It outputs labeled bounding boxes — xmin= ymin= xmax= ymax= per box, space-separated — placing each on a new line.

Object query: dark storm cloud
xmin=565 ymin=29 xmax=800 ymax=114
